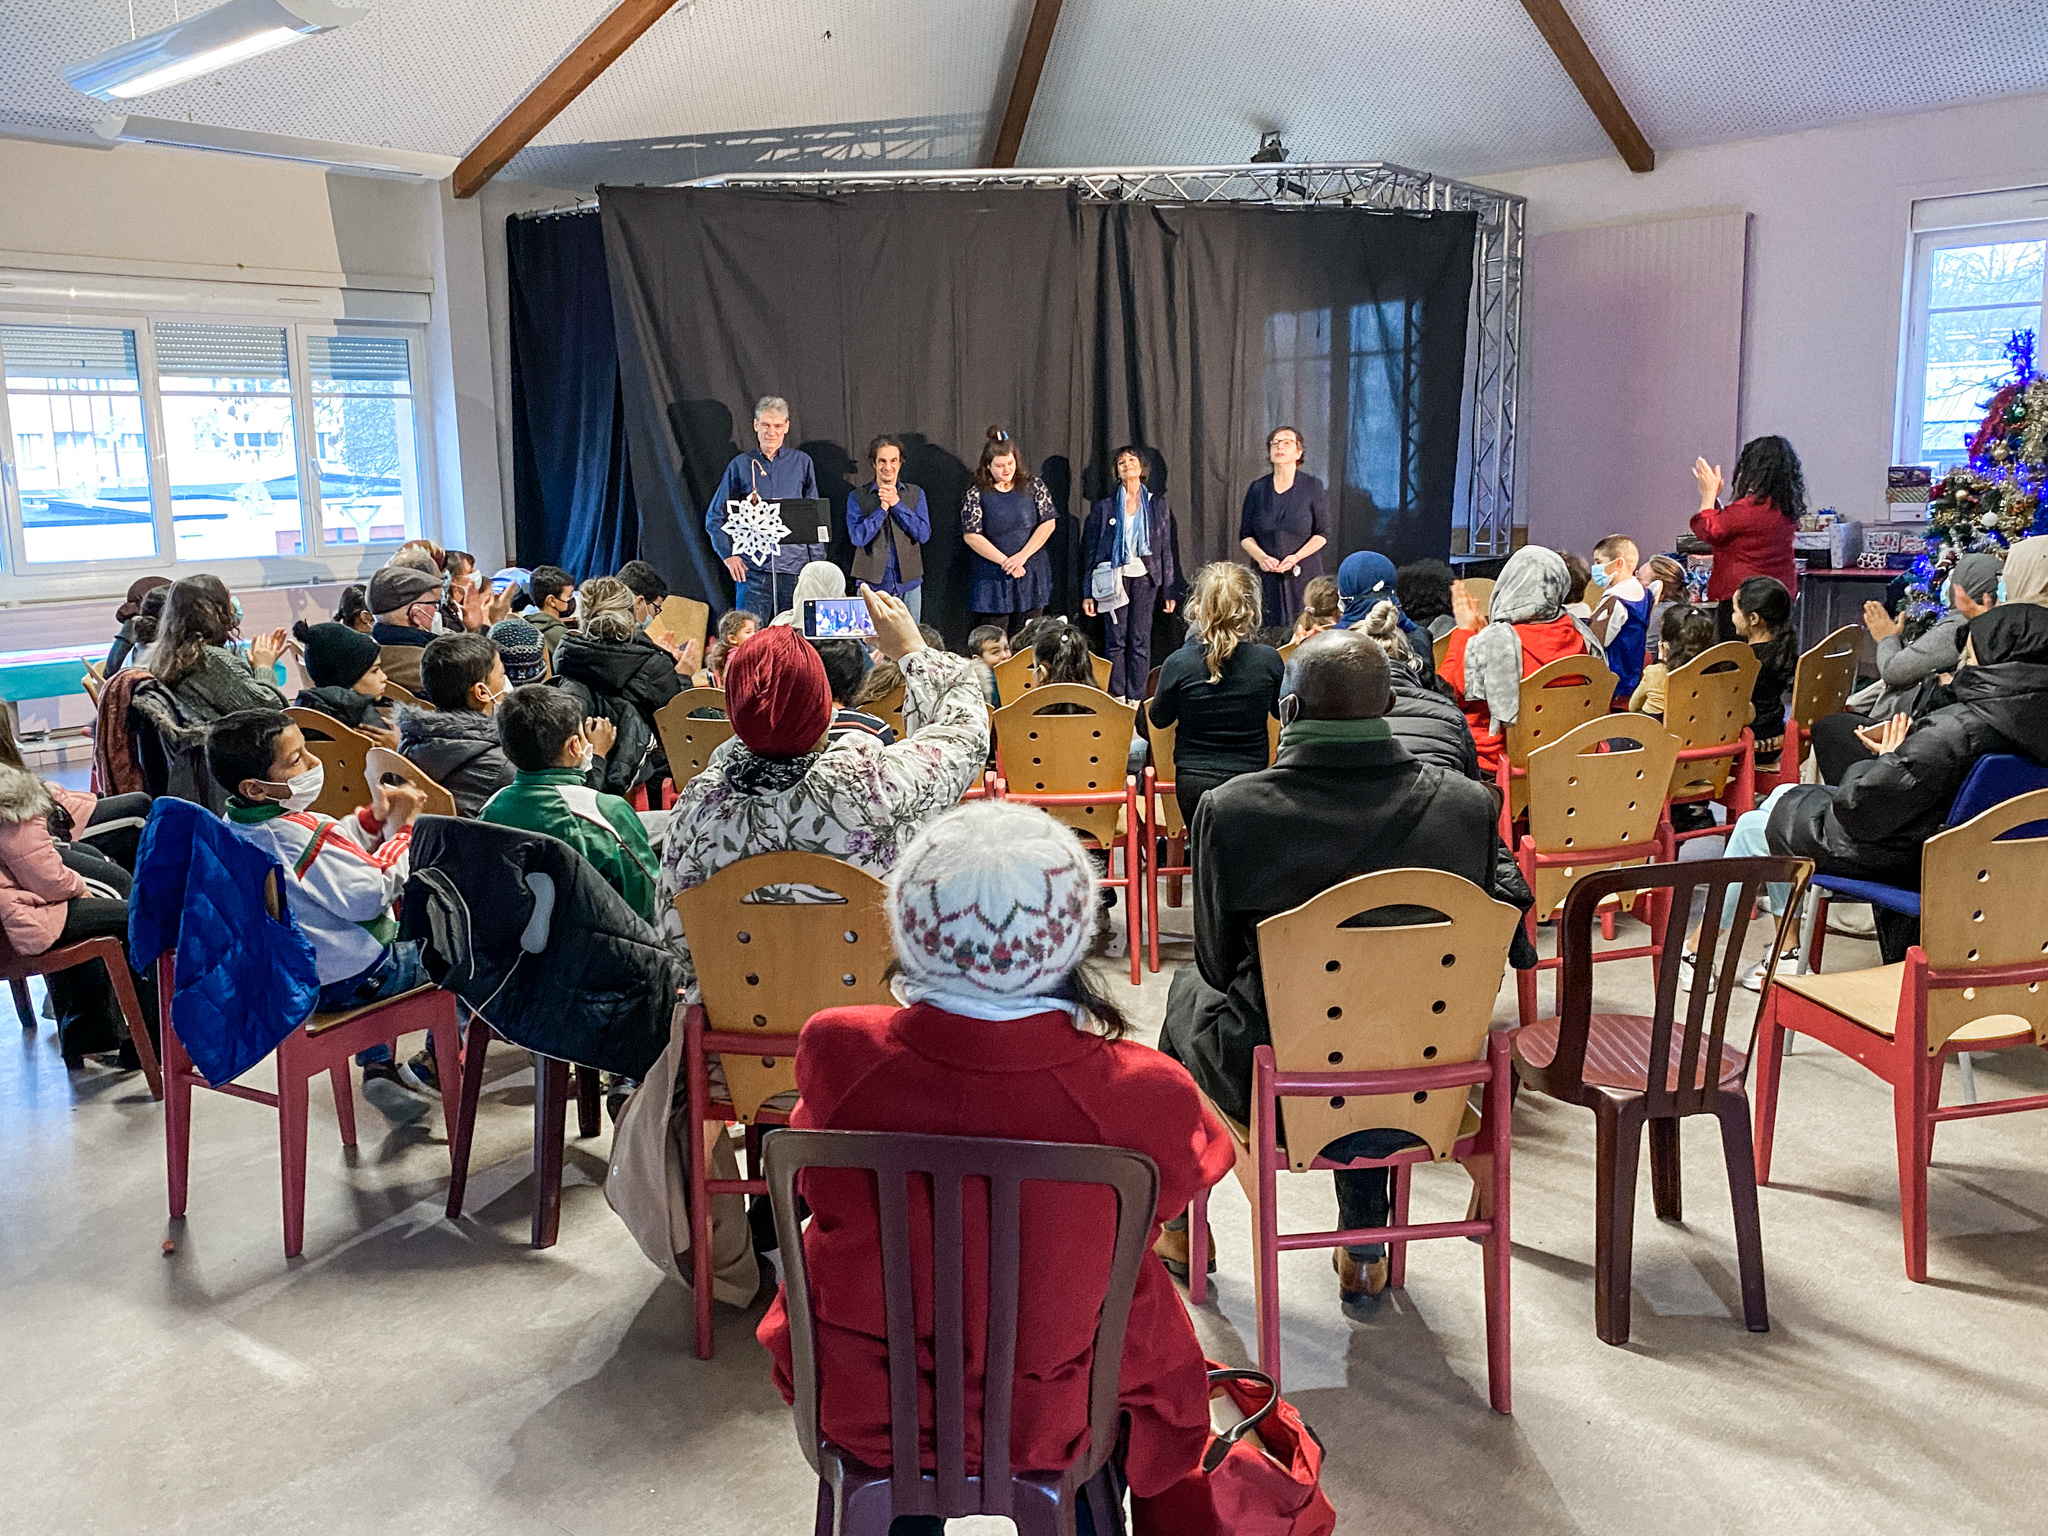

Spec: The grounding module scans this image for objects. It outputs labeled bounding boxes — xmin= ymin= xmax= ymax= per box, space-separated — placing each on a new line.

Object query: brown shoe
xmin=1154 ymin=1222 xmax=1217 ymax=1280
xmin=1334 ymin=1248 xmax=1390 ymax=1302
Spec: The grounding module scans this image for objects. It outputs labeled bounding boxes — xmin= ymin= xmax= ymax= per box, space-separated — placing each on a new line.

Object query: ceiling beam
xmin=453 ymin=0 xmax=673 ymax=198
xmin=1515 ymin=0 xmax=1654 ymax=173
xmin=988 ymin=0 xmax=1067 ymax=169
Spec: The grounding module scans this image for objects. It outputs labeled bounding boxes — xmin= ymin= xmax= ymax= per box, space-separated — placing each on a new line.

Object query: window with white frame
xmin=1899 ymin=220 xmax=2048 ymax=472
xmin=0 ymin=314 xmax=429 ymax=578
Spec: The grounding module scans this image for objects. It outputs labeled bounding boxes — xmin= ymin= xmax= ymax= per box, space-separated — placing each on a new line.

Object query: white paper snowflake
xmin=723 ymin=495 xmax=790 ymax=567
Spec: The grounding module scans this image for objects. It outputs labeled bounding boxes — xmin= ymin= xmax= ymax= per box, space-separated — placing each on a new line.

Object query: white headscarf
xmin=769 ymin=561 xmax=849 ymax=627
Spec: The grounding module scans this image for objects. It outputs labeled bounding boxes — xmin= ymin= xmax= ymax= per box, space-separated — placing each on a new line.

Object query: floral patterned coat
xmin=658 ymin=647 xmax=991 ymax=997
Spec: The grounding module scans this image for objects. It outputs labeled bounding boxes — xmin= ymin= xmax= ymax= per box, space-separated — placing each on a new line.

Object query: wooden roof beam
xmin=453 ymin=0 xmax=673 ymax=199
xmin=988 ymin=0 xmax=1067 ymax=169
xmin=1516 ymin=0 xmax=1655 ymax=173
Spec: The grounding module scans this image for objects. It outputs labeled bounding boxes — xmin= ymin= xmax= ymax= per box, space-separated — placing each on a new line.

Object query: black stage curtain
xmin=601 ymin=185 xmax=1078 ymax=642
xmin=507 ymin=211 xmax=638 ymax=578
xmin=598 ymin=186 xmax=1474 ymax=641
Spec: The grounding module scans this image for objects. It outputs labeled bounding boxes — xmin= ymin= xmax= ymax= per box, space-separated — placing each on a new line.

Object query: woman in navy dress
xmin=961 ymin=427 xmax=1056 ymax=631
xmin=1238 ymin=424 xmax=1330 ymax=625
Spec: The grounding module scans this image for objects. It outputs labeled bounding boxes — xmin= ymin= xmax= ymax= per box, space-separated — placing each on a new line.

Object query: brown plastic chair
xmin=675 ymin=850 xmax=896 ymax=1357
xmin=1664 ymin=642 xmax=1759 ymax=842
xmin=1495 ymin=652 xmax=1618 ymax=833
xmin=654 ymin=687 xmax=734 ymax=795
xmin=1506 ymin=857 xmax=1810 ymax=1345
xmin=1774 ymin=625 xmax=1860 ymax=788
xmin=284 ymin=707 xmax=375 ymax=820
xmin=766 ymin=1128 xmax=1150 ymax=1536
xmin=365 ymin=746 xmax=457 ymax=819
xmin=444 ymin=1017 xmax=602 ymax=1249
xmin=2 ymin=926 xmax=160 ymax=1098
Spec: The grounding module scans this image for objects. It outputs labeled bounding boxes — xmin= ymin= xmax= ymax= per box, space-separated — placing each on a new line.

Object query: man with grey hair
xmin=708 ymin=394 xmax=821 ymax=621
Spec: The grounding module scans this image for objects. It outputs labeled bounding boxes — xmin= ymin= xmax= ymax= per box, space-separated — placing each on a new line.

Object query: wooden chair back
xmin=1254 ymin=866 xmax=1520 ymax=1169
xmin=1919 ymin=788 xmax=2048 ymax=1051
xmin=991 ymin=648 xmax=1111 ymax=704
xmin=1665 ymin=642 xmax=1759 ymax=801
xmin=765 ymin=1129 xmax=1152 ymax=1527
xmin=1432 ymin=630 xmax=1452 ymax=673
xmin=673 ymin=851 xmax=894 ymax=1122
xmin=1790 ymin=625 xmax=1861 ymax=731
xmin=1502 ymin=653 xmax=1618 ymax=819
xmin=82 ymin=658 xmax=105 ymax=705
xmin=1141 ymin=707 xmax=1182 ymax=837
xmin=381 ymin=679 xmax=431 ymax=712
xmin=364 ymin=746 xmax=457 ymax=820
xmin=284 ymin=707 xmax=374 ymax=820
xmin=991 ymin=685 xmax=1136 ymax=844
xmin=1461 ymin=576 xmax=1495 ymax=614
xmin=1556 ymin=859 xmax=1810 ymax=1114
xmin=655 ymin=687 xmax=735 ymax=793
xmin=862 ymin=681 xmax=908 ymax=740
xmin=1524 ymin=714 xmax=1679 ymax=918
xmin=656 ymin=595 xmax=711 ymax=658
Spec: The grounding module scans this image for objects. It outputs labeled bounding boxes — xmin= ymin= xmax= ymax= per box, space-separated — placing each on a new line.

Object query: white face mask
xmin=577 ymin=744 xmax=595 ymax=774
xmin=259 ymin=762 xmax=325 ymax=814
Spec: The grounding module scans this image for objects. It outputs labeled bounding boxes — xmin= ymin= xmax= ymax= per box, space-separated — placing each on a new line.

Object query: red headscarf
xmin=723 ymin=624 xmax=833 ymax=758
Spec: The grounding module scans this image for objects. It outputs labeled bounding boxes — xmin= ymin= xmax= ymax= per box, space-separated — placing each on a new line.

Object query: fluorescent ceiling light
xmin=95 ymin=114 xmax=458 ymax=182
xmin=64 ymin=0 xmax=362 ymax=103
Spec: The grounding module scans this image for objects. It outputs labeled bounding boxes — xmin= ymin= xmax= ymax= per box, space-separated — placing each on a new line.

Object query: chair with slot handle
xmin=1773 ymin=625 xmax=1861 ymax=789
xmin=1493 ymin=654 xmax=1618 ymax=846
xmin=654 ymin=687 xmax=734 ymax=800
xmin=1663 ymin=642 xmax=1759 ymax=846
xmin=284 ymin=706 xmax=377 ymax=822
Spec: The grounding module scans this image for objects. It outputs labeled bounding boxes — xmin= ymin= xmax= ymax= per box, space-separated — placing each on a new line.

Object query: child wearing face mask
xmin=480 ymin=684 xmax=652 ymax=922
xmin=1586 ymin=534 xmax=1655 ymax=707
xmin=208 ymin=708 xmax=433 ymax=1120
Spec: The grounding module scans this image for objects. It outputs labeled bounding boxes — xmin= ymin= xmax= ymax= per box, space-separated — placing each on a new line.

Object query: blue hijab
xmin=1337 ymin=551 xmax=1399 ymax=627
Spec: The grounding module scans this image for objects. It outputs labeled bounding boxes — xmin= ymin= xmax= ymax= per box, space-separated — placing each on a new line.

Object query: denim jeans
xmin=1325 ymin=1127 xmax=1426 ymax=1260
xmin=319 ymin=941 xmax=426 ymax=1065
xmin=1719 ymin=784 xmax=1801 ymax=926
xmin=899 ymin=584 xmax=923 ymax=625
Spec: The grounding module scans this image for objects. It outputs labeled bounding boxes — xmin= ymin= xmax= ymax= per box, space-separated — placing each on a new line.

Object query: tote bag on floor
xmin=1130 ymin=1366 xmax=1336 ymax=1536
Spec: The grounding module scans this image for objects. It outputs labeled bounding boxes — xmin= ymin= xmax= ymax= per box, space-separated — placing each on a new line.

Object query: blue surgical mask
xmin=1590 ymin=562 xmax=1612 ymax=589
xmin=231 ymin=596 xmax=244 ymax=623
xmin=1998 ymin=577 xmax=2009 ymax=603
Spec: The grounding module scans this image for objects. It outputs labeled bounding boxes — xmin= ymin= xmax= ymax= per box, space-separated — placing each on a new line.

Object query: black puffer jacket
xmin=1769 ymin=657 xmax=2048 ymax=883
xmin=295 ymin=685 xmax=388 ymax=735
xmin=400 ymin=815 xmax=681 ymax=1080
xmin=396 ymin=708 xmax=514 ymax=817
xmin=551 ymin=631 xmax=681 ymax=794
xmin=1386 ymin=664 xmax=1479 ymax=779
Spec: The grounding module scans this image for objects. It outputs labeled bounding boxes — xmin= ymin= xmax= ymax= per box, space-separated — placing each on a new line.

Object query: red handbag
xmin=1130 ymin=1366 xmax=1336 ymax=1536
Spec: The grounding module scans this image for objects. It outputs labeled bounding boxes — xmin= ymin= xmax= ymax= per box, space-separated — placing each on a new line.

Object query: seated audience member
xmin=490 ymin=616 xmax=549 ymax=686
xmin=851 ymin=657 xmax=906 ymax=722
xmin=616 ymin=558 xmax=699 ymax=670
xmin=482 ymin=686 xmax=652 ymax=922
xmin=658 ymin=587 xmax=989 ymax=994
xmin=390 ymin=540 xmax=444 ymax=575
xmin=1732 ymin=575 xmax=1796 ymax=772
xmin=2005 ymin=534 xmax=2048 ymax=607
xmin=703 ymin=608 xmax=759 ymax=687
xmin=1147 ymin=562 xmax=1283 ymax=826
xmin=1725 ymin=605 xmax=2048 ymax=966
xmin=1643 ymin=554 xmax=1691 ymax=648
xmin=291 ymin=621 xmax=394 ymax=743
xmin=1291 ymin=575 xmax=1341 ymax=642
xmin=1396 ymin=557 xmax=1459 ymax=641
xmin=334 ymin=583 xmax=376 ymax=634
xmin=1631 ymin=603 xmax=1716 ymax=718
xmin=0 ymin=714 xmax=154 ymax=1067
xmin=1587 ymin=535 xmax=1655 ymax=706
xmin=1560 ymin=550 xmax=1595 ymax=618
xmin=966 ymin=622 xmax=1010 ymax=705
xmin=1440 ymin=545 xmax=1604 ymax=780
xmin=1338 ymin=551 xmax=1436 ymax=680
xmin=1847 ymin=551 xmax=2001 ymax=728
xmin=149 ymin=575 xmax=287 ymax=722
xmin=771 ymin=560 xmax=847 ymax=627
xmin=106 ymin=577 xmax=172 ymax=675
xmin=1358 ymin=601 xmax=1478 ymax=778
xmin=208 ymin=709 xmax=433 ymax=1120
xmin=367 ymin=564 xmax=444 ymax=694
xmin=523 ymin=565 xmax=578 ymax=661
xmin=398 ymin=634 xmax=519 ymax=817
xmin=1033 ymin=619 xmax=1100 ymax=689
xmin=1158 ymin=630 xmax=1530 ymax=1299
xmin=756 ymin=800 xmax=1234 ymax=1519
xmin=553 ymin=576 xmax=684 ymax=796
xmin=438 ymin=549 xmax=478 ymax=634
xmin=816 ymin=638 xmax=896 ymax=745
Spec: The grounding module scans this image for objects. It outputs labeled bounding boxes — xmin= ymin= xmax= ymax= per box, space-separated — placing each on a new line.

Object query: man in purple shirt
xmin=707 ymin=395 xmax=820 ymax=620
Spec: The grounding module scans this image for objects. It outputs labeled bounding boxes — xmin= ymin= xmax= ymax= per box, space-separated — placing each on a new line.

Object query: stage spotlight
xmin=1250 ymin=131 xmax=1288 ymax=164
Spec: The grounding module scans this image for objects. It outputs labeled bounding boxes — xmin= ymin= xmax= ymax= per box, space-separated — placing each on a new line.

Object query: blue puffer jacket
xmin=129 ymin=797 xmax=321 ymax=1086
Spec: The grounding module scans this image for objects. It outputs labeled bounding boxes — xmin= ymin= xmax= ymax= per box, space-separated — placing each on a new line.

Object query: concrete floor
xmin=6 ymin=897 xmax=2048 ymax=1536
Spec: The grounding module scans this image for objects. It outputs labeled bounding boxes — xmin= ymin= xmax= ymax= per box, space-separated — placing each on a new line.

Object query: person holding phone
xmin=847 ymin=435 xmax=932 ymax=624
xmin=707 ymin=395 xmax=820 ymax=622
xmin=961 ymin=427 xmax=1056 ymax=632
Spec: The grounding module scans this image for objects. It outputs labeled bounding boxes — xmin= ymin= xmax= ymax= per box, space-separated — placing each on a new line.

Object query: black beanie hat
xmin=293 ymin=620 xmax=383 ymax=690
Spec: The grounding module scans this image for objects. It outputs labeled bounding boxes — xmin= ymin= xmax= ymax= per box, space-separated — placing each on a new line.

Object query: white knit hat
xmin=887 ymin=801 xmax=1099 ymax=1001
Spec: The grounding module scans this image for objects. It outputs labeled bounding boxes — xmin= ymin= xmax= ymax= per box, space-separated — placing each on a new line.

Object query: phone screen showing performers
xmin=803 ymin=598 xmax=875 ymax=639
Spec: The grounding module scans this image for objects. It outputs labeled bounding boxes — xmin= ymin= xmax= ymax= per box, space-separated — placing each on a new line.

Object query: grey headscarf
xmin=1459 ymin=546 xmax=1606 ymax=730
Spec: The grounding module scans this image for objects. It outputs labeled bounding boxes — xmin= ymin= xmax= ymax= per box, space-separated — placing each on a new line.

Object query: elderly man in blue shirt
xmin=707 ymin=394 xmax=821 ymax=620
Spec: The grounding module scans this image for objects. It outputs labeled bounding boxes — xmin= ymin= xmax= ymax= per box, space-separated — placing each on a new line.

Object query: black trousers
xmin=46 ymin=840 xmax=156 ymax=1058
xmin=1174 ymin=770 xmax=1237 ymax=831
xmin=1809 ymin=711 xmax=1876 ymax=786
xmin=74 ymin=790 xmax=152 ymax=872
xmin=1102 ymin=576 xmax=1158 ymax=700
xmin=971 ymin=607 xmax=1044 ymax=637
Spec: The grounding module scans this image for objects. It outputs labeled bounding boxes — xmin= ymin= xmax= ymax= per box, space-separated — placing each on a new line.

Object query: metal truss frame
xmin=689 ymin=162 xmax=1524 ymax=556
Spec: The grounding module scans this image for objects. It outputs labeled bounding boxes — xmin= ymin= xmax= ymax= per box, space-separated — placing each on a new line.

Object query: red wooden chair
xmin=3 ymin=927 xmax=161 ymax=1098
xmin=990 ymin=685 xmax=1142 ymax=984
xmin=1189 ymin=866 xmax=1520 ymax=1409
xmin=1513 ymin=714 xmax=1678 ymax=1028
xmin=1753 ymin=788 xmax=2048 ymax=1281
xmin=674 ymin=850 xmax=896 ymax=1358
xmin=160 ymin=872 xmax=461 ymax=1258
xmin=1663 ymin=642 xmax=1759 ymax=845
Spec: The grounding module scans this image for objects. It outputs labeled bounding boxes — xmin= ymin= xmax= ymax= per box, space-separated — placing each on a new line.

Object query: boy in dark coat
xmin=291 ymin=621 xmax=394 ymax=744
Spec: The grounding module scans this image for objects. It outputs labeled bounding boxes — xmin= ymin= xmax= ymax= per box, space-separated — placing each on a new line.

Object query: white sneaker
xmin=1677 ymin=950 xmax=1714 ymax=994
xmin=1741 ymin=949 xmax=1804 ymax=992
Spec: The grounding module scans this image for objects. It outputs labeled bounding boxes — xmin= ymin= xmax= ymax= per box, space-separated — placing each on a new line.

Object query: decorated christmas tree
xmin=1906 ymin=329 xmax=2048 ymax=618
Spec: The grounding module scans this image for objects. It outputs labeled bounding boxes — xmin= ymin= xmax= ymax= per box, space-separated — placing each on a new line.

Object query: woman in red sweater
xmin=1440 ymin=545 xmax=1603 ymax=779
xmin=757 ymin=800 xmax=1233 ymax=1530
xmin=1691 ymin=435 xmax=1804 ymax=641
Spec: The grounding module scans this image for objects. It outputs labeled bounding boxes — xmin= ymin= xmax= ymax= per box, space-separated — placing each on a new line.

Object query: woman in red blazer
xmin=757 ymin=801 xmax=1234 ymax=1527
xmin=1690 ymin=435 xmax=1805 ymax=640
